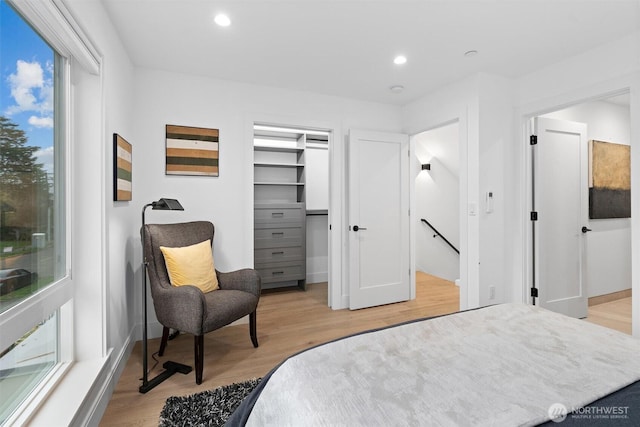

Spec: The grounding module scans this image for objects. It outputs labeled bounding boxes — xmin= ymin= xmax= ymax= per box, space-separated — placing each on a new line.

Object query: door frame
xmin=410 ymin=119 xmax=462 ymax=299
xmin=516 ymin=81 xmax=637 ymax=336
xmin=407 ymin=108 xmax=476 ymax=311
xmin=245 ymin=113 xmax=343 ymax=308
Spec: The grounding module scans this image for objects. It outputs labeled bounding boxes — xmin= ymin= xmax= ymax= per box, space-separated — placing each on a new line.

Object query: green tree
xmin=0 ymin=116 xmax=50 ymax=240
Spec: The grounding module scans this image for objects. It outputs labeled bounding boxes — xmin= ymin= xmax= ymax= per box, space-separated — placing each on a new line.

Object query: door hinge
xmin=530 ymin=287 xmax=538 ymax=298
xmin=530 ymin=211 xmax=538 ymax=221
xmin=530 ymin=135 xmax=537 ymax=145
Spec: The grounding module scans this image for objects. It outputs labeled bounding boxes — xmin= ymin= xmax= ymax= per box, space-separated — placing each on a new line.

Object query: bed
xmin=227 ymin=303 xmax=640 ymax=426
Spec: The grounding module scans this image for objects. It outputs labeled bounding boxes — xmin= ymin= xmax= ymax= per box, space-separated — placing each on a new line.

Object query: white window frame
xmin=0 ymin=0 xmax=100 ymax=424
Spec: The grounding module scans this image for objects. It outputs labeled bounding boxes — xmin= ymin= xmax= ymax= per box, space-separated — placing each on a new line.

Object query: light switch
xmin=486 ymin=191 xmax=494 ymax=213
xmin=469 ymin=202 xmax=478 ymax=216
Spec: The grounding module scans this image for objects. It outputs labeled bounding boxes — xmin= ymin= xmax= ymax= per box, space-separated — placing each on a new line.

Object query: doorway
xmin=414 ymin=122 xmax=461 ymax=286
xmin=529 ymin=93 xmax=632 ymax=321
xmin=252 ymin=124 xmax=331 ymax=295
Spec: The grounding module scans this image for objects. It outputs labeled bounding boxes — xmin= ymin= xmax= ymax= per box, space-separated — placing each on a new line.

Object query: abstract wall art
xmin=113 ymin=133 xmax=132 ymax=201
xmin=166 ymin=124 xmax=219 ymax=176
xmin=588 ymin=140 xmax=630 ymax=219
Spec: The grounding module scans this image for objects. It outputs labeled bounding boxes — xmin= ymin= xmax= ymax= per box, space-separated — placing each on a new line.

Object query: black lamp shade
xmin=152 ymin=198 xmax=184 ymax=211
xmin=422 ymin=163 xmax=431 ymax=171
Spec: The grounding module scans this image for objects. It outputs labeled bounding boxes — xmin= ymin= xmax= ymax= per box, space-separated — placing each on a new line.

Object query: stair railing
xmin=420 ymin=218 xmax=459 ymax=254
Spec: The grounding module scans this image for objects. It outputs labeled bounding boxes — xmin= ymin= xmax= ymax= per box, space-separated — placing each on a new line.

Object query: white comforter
xmin=246 ymin=303 xmax=640 ymax=426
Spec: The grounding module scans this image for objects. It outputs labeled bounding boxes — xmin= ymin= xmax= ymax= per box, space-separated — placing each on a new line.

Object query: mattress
xmin=227 ymin=303 xmax=640 ymax=426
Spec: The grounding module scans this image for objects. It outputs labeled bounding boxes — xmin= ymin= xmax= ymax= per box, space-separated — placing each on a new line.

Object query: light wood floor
xmin=100 ymin=272 xmax=459 ymax=426
xmin=100 ymin=274 xmax=631 ymax=426
xmin=586 ymin=296 xmax=632 ymax=335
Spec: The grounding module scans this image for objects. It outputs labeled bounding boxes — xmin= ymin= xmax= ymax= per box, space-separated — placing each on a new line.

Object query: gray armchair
xmin=143 ymin=221 xmax=260 ymax=384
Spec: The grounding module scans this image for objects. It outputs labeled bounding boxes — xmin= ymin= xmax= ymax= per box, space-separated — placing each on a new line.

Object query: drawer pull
xmin=271 ymin=251 xmax=285 ymax=255
xmin=272 ymin=271 xmax=284 ymax=275
xmin=271 ymin=212 xmax=284 ymax=217
xmin=272 ymin=232 xmax=284 ymax=237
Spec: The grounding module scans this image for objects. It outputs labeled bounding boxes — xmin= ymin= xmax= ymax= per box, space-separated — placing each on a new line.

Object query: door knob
xmin=581 ymin=226 xmax=592 ymax=233
xmin=353 ymin=225 xmax=367 ymax=232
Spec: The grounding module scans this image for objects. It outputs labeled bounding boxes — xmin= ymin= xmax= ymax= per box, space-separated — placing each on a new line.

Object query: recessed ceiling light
xmin=214 ymin=13 xmax=231 ymax=27
xmin=390 ymin=85 xmax=404 ymax=94
xmin=464 ymin=50 xmax=478 ymax=58
xmin=393 ymin=55 xmax=407 ymax=65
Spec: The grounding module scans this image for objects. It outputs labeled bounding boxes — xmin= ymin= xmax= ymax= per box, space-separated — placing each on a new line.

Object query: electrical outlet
xmin=489 ymin=286 xmax=496 ymax=300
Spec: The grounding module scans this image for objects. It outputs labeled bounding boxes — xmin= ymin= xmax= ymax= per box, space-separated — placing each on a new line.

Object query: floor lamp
xmin=139 ymin=198 xmax=191 ymax=393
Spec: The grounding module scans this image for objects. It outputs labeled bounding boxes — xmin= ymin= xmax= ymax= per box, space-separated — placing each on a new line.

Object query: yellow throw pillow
xmin=160 ymin=239 xmax=219 ymax=293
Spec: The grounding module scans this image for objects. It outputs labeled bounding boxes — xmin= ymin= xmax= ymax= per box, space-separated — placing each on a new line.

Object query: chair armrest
xmin=151 ymin=285 xmax=207 ymax=335
xmin=216 ymin=268 xmax=261 ymax=297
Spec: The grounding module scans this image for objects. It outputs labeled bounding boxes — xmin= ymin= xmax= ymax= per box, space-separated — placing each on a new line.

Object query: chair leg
xmin=194 ymin=335 xmax=204 ymax=385
xmin=250 ymin=310 xmax=259 ymax=348
xmin=159 ymin=326 xmax=170 ymax=356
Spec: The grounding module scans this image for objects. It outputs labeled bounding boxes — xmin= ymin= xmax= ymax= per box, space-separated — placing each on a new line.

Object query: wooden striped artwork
xmin=166 ymin=124 xmax=219 ymax=176
xmin=113 ymin=133 xmax=132 ymax=201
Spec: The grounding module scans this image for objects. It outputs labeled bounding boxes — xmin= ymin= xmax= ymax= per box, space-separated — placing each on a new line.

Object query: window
xmin=0 ymin=1 xmax=68 ymax=423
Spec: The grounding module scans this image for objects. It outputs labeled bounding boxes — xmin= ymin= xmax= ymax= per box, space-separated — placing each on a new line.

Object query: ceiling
xmin=101 ymin=0 xmax=640 ymax=106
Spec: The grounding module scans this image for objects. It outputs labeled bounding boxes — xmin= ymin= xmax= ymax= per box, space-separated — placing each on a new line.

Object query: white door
xmin=533 ymin=117 xmax=588 ymax=318
xmin=348 ymin=130 xmax=410 ymax=310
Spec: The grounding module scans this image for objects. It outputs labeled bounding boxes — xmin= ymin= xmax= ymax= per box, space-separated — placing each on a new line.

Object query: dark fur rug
xmin=158 ymin=378 xmax=261 ymax=426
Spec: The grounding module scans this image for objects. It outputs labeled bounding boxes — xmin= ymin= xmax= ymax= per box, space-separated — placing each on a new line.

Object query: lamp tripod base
xmin=139 ymin=361 xmax=192 ymax=394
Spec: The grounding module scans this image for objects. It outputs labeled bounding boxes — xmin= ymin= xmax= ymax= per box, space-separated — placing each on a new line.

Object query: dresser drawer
xmin=254 ymin=226 xmax=303 ymax=248
xmin=255 ymin=246 xmax=304 ymax=264
xmin=255 ymin=262 xmax=305 ymax=284
xmin=255 ymin=204 xmax=304 ymax=225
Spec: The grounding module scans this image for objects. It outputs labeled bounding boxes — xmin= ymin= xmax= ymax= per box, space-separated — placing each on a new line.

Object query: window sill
xmin=26 ymin=353 xmax=111 ymax=426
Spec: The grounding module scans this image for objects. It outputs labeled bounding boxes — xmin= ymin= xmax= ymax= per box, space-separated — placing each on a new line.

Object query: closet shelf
xmin=254 ymin=181 xmax=304 ymax=186
xmin=254 ymin=144 xmax=304 ymax=153
xmin=306 ymin=209 xmax=328 ymax=216
xmin=254 ymin=162 xmax=304 ymax=168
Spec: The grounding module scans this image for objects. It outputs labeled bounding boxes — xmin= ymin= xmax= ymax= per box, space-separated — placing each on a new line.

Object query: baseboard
xmin=588 ymin=289 xmax=632 ymax=307
xmin=336 ymin=294 xmax=348 ymax=310
xmin=306 ymin=271 xmax=328 ymax=284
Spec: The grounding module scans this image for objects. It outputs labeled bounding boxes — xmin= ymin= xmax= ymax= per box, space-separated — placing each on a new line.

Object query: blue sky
xmin=1 ymin=0 xmax=54 ymax=173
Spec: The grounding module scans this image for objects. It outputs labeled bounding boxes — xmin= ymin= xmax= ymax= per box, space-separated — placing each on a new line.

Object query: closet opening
xmin=252 ymin=124 xmax=330 ymax=294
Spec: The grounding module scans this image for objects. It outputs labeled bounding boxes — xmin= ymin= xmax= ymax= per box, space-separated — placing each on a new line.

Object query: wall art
xmin=166 ymin=125 xmax=219 ymax=176
xmin=114 ymin=133 xmax=132 ymax=201
xmin=589 ymin=140 xmax=630 ymax=219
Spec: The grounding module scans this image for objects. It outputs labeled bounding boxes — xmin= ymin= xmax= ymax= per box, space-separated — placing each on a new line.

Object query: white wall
xmin=414 ymin=123 xmax=460 ymax=282
xmin=305 ymin=145 xmax=329 ymax=284
xmin=79 ymin=7 xmax=138 ymax=361
xmin=306 ymin=215 xmax=329 ymax=283
xmin=404 ymin=39 xmax=638 ymax=310
xmin=133 ymin=68 xmax=402 ymax=328
xmin=403 ymin=73 xmax=513 ymax=309
xmin=541 ymin=100 xmax=631 ymax=297
xmin=477 ymin=74 xmax=513 ymax=305
xmin=67 ymin=0 xmax=137 ymax=358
